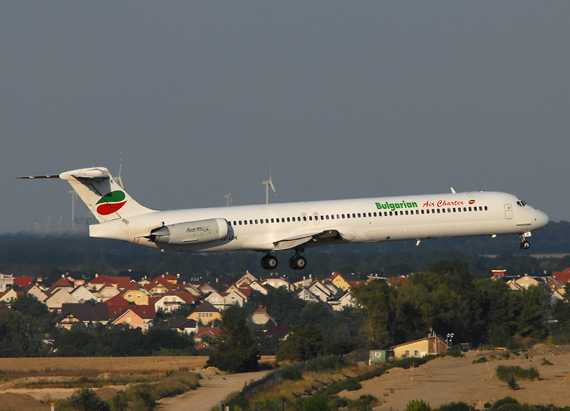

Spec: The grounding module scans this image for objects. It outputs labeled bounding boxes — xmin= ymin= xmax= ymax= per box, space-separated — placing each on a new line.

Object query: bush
xmin=506 ymin=374 xmax=520 ymax=390
xmin=69 ymin=388 xmax=110 ymax=411
xmin=282 ymin=367 xmax=303 ymax=381
xmin=472 ymin=356 xmax=488 ymax=364
xmin=496 ymin=365 xmax=539 ymax=382
xmin=436 ymin=402 xmax=471 ymax=411
xmin=302 ymin=395 xmax=330 ymax=411
xmin=406 ymin=399 xmax=432 ymax=411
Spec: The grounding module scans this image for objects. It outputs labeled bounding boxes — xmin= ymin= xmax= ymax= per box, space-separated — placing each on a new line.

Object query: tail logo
xmin=96 ymin=191 xmax=127 ymax=215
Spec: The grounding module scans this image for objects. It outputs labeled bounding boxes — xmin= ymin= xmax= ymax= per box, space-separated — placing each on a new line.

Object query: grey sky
xmin=1 ymin=2 xmax=569 ymax=233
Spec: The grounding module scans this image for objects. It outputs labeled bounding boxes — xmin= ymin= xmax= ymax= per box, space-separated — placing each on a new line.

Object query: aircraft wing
xmin=273 ymin=228 xmax=355 ymax=251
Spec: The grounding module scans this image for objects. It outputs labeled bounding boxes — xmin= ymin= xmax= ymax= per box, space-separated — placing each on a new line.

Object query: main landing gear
xmin=260 ymin=252 xmax=307 ymax=270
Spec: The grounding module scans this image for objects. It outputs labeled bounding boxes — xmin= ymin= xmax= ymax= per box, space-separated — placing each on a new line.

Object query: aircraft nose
xmin=535 ymin=209 xmax=549 ymax=228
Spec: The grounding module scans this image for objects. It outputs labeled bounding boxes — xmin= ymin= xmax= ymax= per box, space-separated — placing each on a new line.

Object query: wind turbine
xmin=224 ymin=191 xmax=233 ymax=207
xmin=262 ymin=162 xmax=278 ymax=204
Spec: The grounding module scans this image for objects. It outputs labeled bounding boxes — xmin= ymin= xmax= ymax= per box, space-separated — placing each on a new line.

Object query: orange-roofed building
xmin=154 ymin=291 xmax=195 ymax=314
xmin=110 ymin=305 xmax=155 ymax=332
xmin=144 ymin=277 xmax=174 ymax=296
xmin=325 ymin=273 xmax=365 ymax=290
xmin=47 ymin=278 xmax=74 ymax=294
xmin=389 ymin=277 xmax=409 ymax=287
xmin=14 ymin=276 xmax=34 ymax=289
xmin=553 ymin=268 xmax=570 ymax=284
xmin=87 ymin=275 xmax=132 ymax=291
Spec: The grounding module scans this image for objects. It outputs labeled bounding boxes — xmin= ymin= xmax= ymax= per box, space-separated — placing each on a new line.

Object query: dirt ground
xmin=0 ymin=356 xmax=274 ymax=411
xmin=337 ymin=344 xmax=570 ymax=410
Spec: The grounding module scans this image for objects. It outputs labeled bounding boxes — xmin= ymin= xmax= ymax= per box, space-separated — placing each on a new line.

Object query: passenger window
xmin=357 ymin=213 xmax=361 ymax=218
xmin=271 ymin=218 xmax=274 ymax=223
xmin=389 ymin=211 xmax=393 ymax=216
xmin=320 ymin=215 xmax=324 ymax=220
xmin=342 ymin=214 xmax=345 ymax=219
xmin=336 ymin=214 xmax=340 ymax=219
xmin=352 ymin=213 xmax=356 ymax=218
xmin=468 ymin=207 xmax=472 ymax=211
xmin=400 ymin=211 xmax=404 ymax=215
xmin=421 ymin=210 xmax=424 ymax=214
xmin=479 ymin=206 xmax=483 ymax=211
xmin=287 ymin=217 xmax=290 ymax=222
xmin=255 ymin=220 xmax=258 ymax=224
xmin=484 ymin=206 xmax=488 ymax=211
xmin=233 ymin=221 xmax=237 ymax=225
xmin=437 ymin=209 xmax=440 ymax=213
xmin=250 ymin=220 xmax=253 ymax=224
xmin=309 ymin=216 xmax=312 ymax=221
xmin=260 ymin=219 xmax=263 ymax=224
xmin=239 ymin=221 xmax=242 ymax=225
xmin=442 ymin=209 xmax=445 ymax=213
xmin=303 ymin=216 xmax=307 ymax=221
xmin=453 ymin=208 xmax=456 ymax=212
xmin=405 ymin=210 xmax=408 ymax=215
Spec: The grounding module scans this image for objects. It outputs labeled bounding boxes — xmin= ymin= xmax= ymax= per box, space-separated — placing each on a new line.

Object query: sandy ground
xmin=156 ymin=370 xmax=270 ymax=411
xmin=0 ymin=356 xmax=274 ymax=411
xmin=337 ymin=345 xmax=570 ymax=410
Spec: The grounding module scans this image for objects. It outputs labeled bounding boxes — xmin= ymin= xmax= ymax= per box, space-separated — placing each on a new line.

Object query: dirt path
xmin=156 ymin=370 xmax=270 ymax=411
xmin=337 ymin=346 xmax=570 ymax=410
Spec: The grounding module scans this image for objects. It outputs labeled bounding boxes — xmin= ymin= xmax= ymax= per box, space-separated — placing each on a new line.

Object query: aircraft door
xmin=504 ymin=204 xmax=513 ymax=219
xmin=313 ymin=212 xmax=320 ymax=225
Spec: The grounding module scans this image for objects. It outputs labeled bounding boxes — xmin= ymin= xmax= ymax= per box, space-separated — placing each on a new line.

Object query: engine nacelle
xmin=148 ymin=218 xmax=229 ymax=245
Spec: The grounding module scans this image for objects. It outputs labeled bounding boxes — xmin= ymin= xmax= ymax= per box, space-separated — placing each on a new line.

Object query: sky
xmin=1 ymin=2 xmax=569 ymax=233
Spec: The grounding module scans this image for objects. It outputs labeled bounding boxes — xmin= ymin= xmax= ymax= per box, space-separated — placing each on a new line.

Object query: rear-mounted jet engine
xmin=148 ymin=218 xmax=228 ymax=244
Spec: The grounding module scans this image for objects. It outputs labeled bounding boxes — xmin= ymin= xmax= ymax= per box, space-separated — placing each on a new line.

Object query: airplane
xmin=19 ymin=167 xmax=550 ymax=270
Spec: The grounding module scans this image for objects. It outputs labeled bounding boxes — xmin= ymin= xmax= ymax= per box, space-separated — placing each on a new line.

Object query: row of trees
xmin=2 ymin=223 xmax=570 ymax=280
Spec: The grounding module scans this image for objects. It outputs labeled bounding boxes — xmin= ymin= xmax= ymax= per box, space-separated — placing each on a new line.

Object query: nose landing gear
xmin=520 ymin=240 xmax=530 ymax=249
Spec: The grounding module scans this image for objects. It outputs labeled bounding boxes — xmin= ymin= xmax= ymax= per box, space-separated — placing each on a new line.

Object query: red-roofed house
xmin=264 ymin=325 xmax=291 ymax=340
xmin=47 ymin=278 xmax=74 ymax=294
xmin=154 ymin=292 xmax=195 ymax=313
xmin=109 ymin=305 xmax=155 ymax=332
xmin=144 ymin=277 xmax=174 ymax=296
xmin=121 ymin=283 xmax=150 ymax=305
xmin=14 ymin=276 xmax=34 ymax=289
xmin=194 ymin=326 xmax=222 ymax=349
xmin=553 ymin=268 xmax=570 ymax=284
xmin=249 ymin=305 xmax=276 ymax=326
xmin=87 ymin=275 xmax=132 ymax=291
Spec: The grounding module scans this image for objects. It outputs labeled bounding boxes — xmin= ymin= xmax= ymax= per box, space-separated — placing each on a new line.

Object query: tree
xmin=206 ymin=311 xmax=260 ymax=373
xmin=276 ymin=324 xmax=323 ymax=362
xmin=351 ymin=281 xmax=396 ymax=348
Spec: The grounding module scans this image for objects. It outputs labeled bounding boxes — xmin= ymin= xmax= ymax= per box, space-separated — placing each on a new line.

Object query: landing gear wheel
xmin=520 ymin=240 xmax=530 ymax=250
xmin=261 ymin=254 xmax=278 ymax=269
xmin=289 ymin=254 xmax=307 ymax=270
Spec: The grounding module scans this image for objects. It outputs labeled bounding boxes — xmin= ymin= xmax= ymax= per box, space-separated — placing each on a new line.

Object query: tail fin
xmin=59 ymin=167 xmax=155 ymax=223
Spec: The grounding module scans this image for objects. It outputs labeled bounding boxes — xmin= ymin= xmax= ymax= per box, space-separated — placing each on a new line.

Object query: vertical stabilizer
xmin=59 ymin=167 xmax=155 ymax=223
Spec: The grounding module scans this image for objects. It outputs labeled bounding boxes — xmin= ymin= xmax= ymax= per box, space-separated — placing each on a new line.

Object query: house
xmin=187 ymin=301 xmax=222 ymax=324
xmin=0 ymin=288 xmax=23 ymax=304
xmin=307 ymin=280 xmax=335 ymax=302
xmin=14 ymin=276 xmax=35 ymax=289
xmin=47 ymin=277 xmax=75 ymax=295
xmin=71 ymin=285 xmax=99 ymax=303
xmin=144 ymin=277 xmax=174 ymax=297
xmin=194 ymin=326 xmax=222 ymax=349
xmin=262 ymin=277 xmax=294 ymax=291
xmin=95 ymin=284 xmax=121 ymax=301
xmin=0 ymin=274 xmax=14 ymax=292
xmin=515 ymin=275 xmax=540 ymax=290
xmin=248 ymin=305 xmax=276 ymax=326
xmin=154 ymin=291 xmax=195 ymax=313
xmin=326 ymin=273 xmax=365 ymax=290
xmin=264 ymin=325 xmax=291 ymax=341
xmin=121 ymin=283 xmax=150 ymax=305
xmin=296 ymin=287 xmax=320 ymax=302
xmin=44 ymin=289 xmax=79 ymax=312
xmin=330 ymin=290 xmax=356 ymax=311
xmin=388 ymin=276 xmax=409 ymax=287
xmin=248 ymin=281 xmax=272 ymax=295
xmin=53 ymin=302 xmax=110 ymax=329
xmin=168 ymin=318 xmax=198 ymax=335
xmin=205 ymin=289 xmax=248 ymax=310
xmin=392 ymin=333 xmax=449 ymax=358
xmin=235 ymin=271 xmax=258 ymax=285
xmin=87 ymin=275 xmax=131 ymax=291
xmin=175 ymin=282 xmax=203 ymax=297
xmin=553 ymin=268 xmax=570 ymax=284
xmin=109 ymin=305 xmax=156 ymax=332
xmin=24 ymin=284 xmax=49 ymax=302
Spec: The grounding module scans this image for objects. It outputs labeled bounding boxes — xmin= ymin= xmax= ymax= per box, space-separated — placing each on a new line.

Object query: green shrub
xmin=283 ymin=367 xmax=303 ymax=381
xmin=496 ymin=365 xmax=539 ymax=382
xmin=472 ymin=356 xmax=488 ymax=364
xmin=541 ymin=358 xmax=553 ymax=366
xmin=489 ymin=397 xmax=518 ymax=409
xmin=406 ymin=399 xmax=432 ymax=411
xmin=302 ymin=395 xmax=330 ymax=411
xmin=436 ymin=402 xmax=471 ymax=411
xmin=69 ymin=388 xmax=110 ymax=411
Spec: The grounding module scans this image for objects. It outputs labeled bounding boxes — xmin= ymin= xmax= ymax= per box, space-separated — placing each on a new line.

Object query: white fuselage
xmin=90 ymin=191 xmax=549 ymax=253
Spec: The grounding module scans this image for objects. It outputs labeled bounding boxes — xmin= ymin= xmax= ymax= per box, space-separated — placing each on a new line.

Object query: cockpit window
xmin=516 ymin=197 xmax=527 ymax=207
